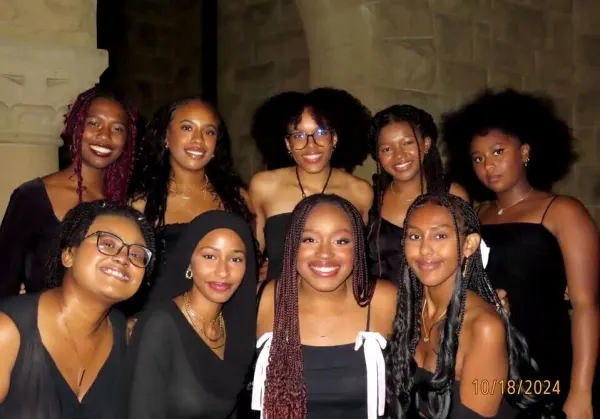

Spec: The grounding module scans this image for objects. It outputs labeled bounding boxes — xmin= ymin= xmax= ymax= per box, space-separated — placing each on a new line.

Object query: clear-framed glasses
xmin=84 ymin=231 xmax=153 ymax=268
xmin=286 ymin=128 xmax=334 ymax=150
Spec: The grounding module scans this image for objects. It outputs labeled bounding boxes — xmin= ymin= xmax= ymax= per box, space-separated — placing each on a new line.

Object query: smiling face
xmin=377 ymin=121 xmax=431 ymax=184
xmin=404 ymin=203 xmax=479 ymax=288
xmin=80 ymin=98 xmax=129 ymax=170
xmin=296 ymin=203 xmax=355 ymax=293
xmin=188 ymin=228 xmax=247 ymax=304
xmin=166 ymin=101 xmax=219 ymax=173
xmin=285 ymin=109 xmax=337 ymax=174
xmin=63 ymin=215 xmax=147 ymax=303
xmin=470 ymin=129 xmax=530 ymax=194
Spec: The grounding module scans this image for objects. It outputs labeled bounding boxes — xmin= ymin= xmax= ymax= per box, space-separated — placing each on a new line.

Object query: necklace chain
xmin=421 ymin=300 xmax=447 ymax=343
xmin=495 ymin=188 xmax=533 ymax=215
xmin=168 ymin=174 xmax=211 ymax=200
xmin=295 ymin=166 xmax=333 ymax=198
xmin=183 ymin=292 xmax=226 ymax=348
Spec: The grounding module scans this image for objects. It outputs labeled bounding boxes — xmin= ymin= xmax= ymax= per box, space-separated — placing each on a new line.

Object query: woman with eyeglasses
xmin=249 ymin=88 xmax=373 ymax=283
xmin=0 ymin=200 xmax=155 ymax=419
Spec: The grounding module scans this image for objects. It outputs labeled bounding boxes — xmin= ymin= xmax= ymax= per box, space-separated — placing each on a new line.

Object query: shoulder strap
xmin=541 ymin=196 xmax=559 ymax=224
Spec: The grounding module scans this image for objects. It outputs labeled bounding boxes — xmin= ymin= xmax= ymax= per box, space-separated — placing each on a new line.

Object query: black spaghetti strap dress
xmin=367 ymin=218 xmax=404 ymax=283
xmin=263 ymin=213 xmax=292 ymax=281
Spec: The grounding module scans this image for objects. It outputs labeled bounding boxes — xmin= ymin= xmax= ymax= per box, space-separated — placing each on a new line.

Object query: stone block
xmin=578 ymin=165 xmax=600 ymax=206
xmin=575 ymin=90 xmax=600 ymax=127
xmin=312 ymin=44 xmax=369 ymax=87
xmin=545 ymin=13 xmax=574 ymax=52
xmin=368 ymin=2 xmax=434 ymax=40
xmin=545 ymin=0 xmax=573 ymax=13
xmin=575 ymin=35 xmax=600 ymax=68
xmin=573 ymin=0 xmax=600 ymax=36
xmin=573 ymin=128 xmax=596 ymax=166
xmin=234 ymin=62 xmax=277 ymax=98
xmin=302 ymin=8 xmax=371 ymax=51
xmin=488 ymin=70 xmax=523 ymax=89
xmin=473 ymin=23 xmax=492 ymax=66
xmin=276 ymin=58 xmax=310 ymax=92
xmin=574 ymin=65 xmax=600 ymax=91
xmin=535 ymin=51 xmax=574 ymax=82
xmin=279 ymin=2 xmax=304 ymax=33
xmin=437 ymin=60 xmax=487 ymax=95
xmin=253 ymin=30 xmax=309 ymax=64
xmin=243 ymin=1 xmax=279 ymax=40
xmin=505 ymin=3 xmax=545 ymax=50
xmin=429 ymin=0 xmax=491 ymax=20
xmin=493 ymin=42 xmax=535 ymax=74
xmin=434 ymin=14 xmax=474 ymax=63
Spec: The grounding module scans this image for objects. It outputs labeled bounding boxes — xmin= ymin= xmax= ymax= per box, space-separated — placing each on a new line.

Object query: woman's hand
xmin=496 ymin=288 xmax=510 ymax=316
xmin=563 ymin=391 xmax=593 ymax=419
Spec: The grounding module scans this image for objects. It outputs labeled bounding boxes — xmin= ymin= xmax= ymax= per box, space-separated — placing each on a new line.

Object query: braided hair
xmin=387 ymin=193 xmax=550 ymax=418
xmin=367 ymin=105 xmax=447 ymax=277
xmin=62 ymin=86 xmax=139 ymax=204
xmin=45 ymin=200 xmax=156 ymax=289
xmin=128 ymin=97 xmax=253 ymax=228
xmin=263 ymin=194 xmax=375 ymax=419
xmin=251 ymin=88 xmax=372 ymax=172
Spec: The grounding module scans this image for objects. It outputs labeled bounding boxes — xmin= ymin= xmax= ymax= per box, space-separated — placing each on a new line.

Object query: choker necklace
xmin=496 ymin=188 xmax=533 ymax=215
xmin=296 ymin=166 xmax=333 ymax=198
xmin=421 ymin=300 xmax=447 ymax=343
xmin=169 ymin=175 xmax=210 ymax=200
xmin=183 ymin=292 xmax=226 ymax=347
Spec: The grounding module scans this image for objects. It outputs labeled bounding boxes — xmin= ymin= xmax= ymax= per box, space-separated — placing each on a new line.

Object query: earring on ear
xmin=524 ymin=157 xmax=530 ymax=167
xmin=287 ymin=150 xmax=292 ymax=155
xmin=462 ymin=257 xmax=470 ymax=278
xmin=185 ymin=268 xmax=193 ymax=280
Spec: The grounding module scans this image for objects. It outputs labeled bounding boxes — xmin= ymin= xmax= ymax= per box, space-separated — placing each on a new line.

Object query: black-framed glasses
xmin=84 ymin=231 xmax=153 ymax=268
xmin=286 ymin=129 xmax=334 ymax=150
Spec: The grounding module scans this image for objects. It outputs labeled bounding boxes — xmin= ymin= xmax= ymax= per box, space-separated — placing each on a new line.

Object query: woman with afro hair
xmin=249 ymin=88 xmax=373 ymax=283
xmin=441 ymin=89 xmax=599 ymax=417
xmin=128 ymin=97 xmax=254 ymax=313
xmin=0 ymin=86 xmax=139 ymax=299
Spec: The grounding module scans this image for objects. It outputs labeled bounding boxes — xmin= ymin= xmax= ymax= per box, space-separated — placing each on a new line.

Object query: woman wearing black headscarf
xmin=126 ymin=211 xmax=257 ymax=419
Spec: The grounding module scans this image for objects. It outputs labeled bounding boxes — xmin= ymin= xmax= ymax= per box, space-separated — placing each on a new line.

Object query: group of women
xmin=0 ymin=85 xmax=597 ymax=419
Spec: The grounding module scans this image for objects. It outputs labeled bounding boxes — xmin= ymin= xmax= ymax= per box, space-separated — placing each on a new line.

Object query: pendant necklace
xmin=421 ymin=300 xmax=447 ymax=343
xmin=495 ymin=188 xmax=533 ymax=215
xmin=183 ymin=292 xmax=226 ymax=348
xmin=296 ymin=166 xmax=333 ymax=198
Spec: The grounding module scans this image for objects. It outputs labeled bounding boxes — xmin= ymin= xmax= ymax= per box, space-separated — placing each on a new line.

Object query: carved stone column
xmin=0 ymin=0 xmax=108 ymax=218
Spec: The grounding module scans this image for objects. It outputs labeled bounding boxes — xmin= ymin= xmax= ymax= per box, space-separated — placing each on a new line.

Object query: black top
xmin=264 ymin=213 xmax=292 ymax=281
xmin=480 ymin=198 xmax=572 ymax=406
xmin=414 ymin=367 xmax=517 ymax=418
xmin=127 ymin=210 xmax=257 ymax=419
xmin=367 ymin=218 xmax=404 ymax=283
xmin=0 ymin=293 xmax=128 ymax=419
xmin=0 ymin=178 xmax=60 ymax=298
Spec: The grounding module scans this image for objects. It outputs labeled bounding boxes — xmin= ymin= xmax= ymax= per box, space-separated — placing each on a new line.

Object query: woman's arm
xmin=0 ymin=313 xmax=20 ymax=403
xmin=549 ymin=197 xmax=598 ymax=415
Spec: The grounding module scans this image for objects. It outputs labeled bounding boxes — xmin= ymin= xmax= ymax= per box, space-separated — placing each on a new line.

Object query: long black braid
xmin=386 ymin=193 xmax=552 ymax=418
xmin=367 ymin=105 xmax=447 ymax=278
xmin=45 ymin=200 xmax=157 ymax=289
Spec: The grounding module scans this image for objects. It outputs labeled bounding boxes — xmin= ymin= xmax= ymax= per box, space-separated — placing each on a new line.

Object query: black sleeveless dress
xmin=367 ymin=218 xmax=404 ymax=283
xmin=0 ymin=293 xmax=128 ymax=419
xmin=480 ymin=198 xmax=571 ymax=408
xmin=264 ymin=213 xmax=292 ymax=281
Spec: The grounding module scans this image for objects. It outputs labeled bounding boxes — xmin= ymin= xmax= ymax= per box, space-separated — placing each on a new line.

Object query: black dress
xmin=367 ymin=218 xmax=404 ymax=283
xmin=0 ymin=178 xmax=60 ymax=298
xmin=480 ymin=198 xmax=572 ymax=408
xmin=0 ymin=293 xmax=128 ymax=419
xmin=263 ymin=213 xmax=292 ymax=281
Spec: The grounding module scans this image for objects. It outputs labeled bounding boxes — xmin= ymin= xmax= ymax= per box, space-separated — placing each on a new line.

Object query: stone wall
xmin=218 ymin=0 xmax=600 ymax=222
xmin=217 ymin=0 xmax=310 ymax=181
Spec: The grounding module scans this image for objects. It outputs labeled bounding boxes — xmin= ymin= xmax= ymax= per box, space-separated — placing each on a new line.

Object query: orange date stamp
xmin=471 ymin=379 xmax=560 ymax=396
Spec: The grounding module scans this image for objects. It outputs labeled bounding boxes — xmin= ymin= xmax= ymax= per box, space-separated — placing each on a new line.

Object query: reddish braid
xmin=61 ymin=86 xmax=139 ymax=204
xmin=263 ymin=194 xmax=375 ymax=419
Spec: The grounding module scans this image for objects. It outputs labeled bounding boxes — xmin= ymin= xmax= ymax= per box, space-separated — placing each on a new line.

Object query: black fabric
xmin=0 ymin=178 xmax=60 ymax=298
xmin=127 ymin=210 xmax=257 ymax=419
xmin=367 ymin=218 xmax=404 ymax=283
xmin=263 ymin=213 xmax=292 ymax=281
xmin=0 ymin=293 xmax=128 ymax=419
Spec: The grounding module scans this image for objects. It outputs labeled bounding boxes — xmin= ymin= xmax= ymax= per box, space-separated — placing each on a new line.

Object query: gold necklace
xmin=183 ymin=292 xmax=226 ymax=347
xmin=421 ymin=300 xmax=447 ymax=343
xmin=495 ymin=188 xmax=533 ymax=215
xmin=168 ymin=175 xmax=211 ymax=200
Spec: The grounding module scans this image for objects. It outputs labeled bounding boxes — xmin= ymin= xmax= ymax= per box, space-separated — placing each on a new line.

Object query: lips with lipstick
xmin=100 ymin=265 xmax=131 ymax=282
xmin=207 ymin=282 xmax=233 ymax=292
xmin=185 ymin=147 xmax=207 ymax=159
xmin=301 ymin=152 xmax=324 ymax=164
xmin=89 ymin=144 xmax=115 ymax=158
xmin=308 ymin=262 xmax=341 ymax=277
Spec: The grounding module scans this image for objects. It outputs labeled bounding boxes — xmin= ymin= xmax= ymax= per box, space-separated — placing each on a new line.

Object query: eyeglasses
xmin=84 ymin=231 xmax=153 ymax=268
xmin=286 ymin=129 xmax=334 ymax=150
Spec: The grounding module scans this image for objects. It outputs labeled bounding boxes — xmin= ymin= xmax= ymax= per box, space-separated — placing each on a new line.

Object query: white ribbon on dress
xmin=480 ymin=238 xmax=490 ymax=269
xmin=354 ymin=331 xmax=387 ymax=419
xmin=251 ymin=332 xmax=273 ymax=417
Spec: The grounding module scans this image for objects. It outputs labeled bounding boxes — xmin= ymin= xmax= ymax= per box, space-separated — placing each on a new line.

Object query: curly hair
xmin=251 ymin=88 xmax=372 ymax=173
xmin=386 ymin=193 xmax=553 ymax=418
xmin=45 ymin=200 xmax=156 ymax=289
xmin=128 ymin=97 xmax=253 ymax=228
xmin=441 ymin=89 xmax=577 ymax=202
xmin=263 ymin=194 xmax=375 ymax=419
xmin=62 ymin=86 xmax=139 ymax=204
xmin=367 ymin=105 xmax=448 ymax=278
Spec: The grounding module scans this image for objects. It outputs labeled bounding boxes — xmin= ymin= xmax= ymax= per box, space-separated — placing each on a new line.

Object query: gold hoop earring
xmin=185 ymin=268 xmax=193 ymax=280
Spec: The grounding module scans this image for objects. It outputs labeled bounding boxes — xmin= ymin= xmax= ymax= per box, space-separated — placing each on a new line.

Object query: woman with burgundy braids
xmin=251 ymin=194 xmax=397 ymax=419
xmin=0 ymin=86 xmax=138 ymax=299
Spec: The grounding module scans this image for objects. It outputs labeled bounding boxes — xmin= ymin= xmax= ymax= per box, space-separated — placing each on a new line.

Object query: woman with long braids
xmin=387 ymin=194 xmax=549 ymax=418
xmin=128 ymin=97 xmax=253 ymax=312
xmin=0 ymin=86 xmax=139 ymax=298
xmin=367 ymin=104 xmax=468 ymax=283
xmin=0 ymin=200 xmax=155 ymax=418
xmin=442 ymin=89 xmax=599 ymax=417
xmin=251 ymin=194 xmax=397 ymax=419
xmin=127 ymin=211 xmax=256 ymax=419
xmin=250 ymin=88 xmax=373 ymax=283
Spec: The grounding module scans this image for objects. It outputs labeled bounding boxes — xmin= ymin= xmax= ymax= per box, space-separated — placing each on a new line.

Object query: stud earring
xmin=185 ymin=268 xmax=193 ymax=280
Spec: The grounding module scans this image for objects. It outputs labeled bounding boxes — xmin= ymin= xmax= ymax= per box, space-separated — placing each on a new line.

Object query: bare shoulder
xmin=370 ymin=279 xmax=398 ymax=336
xmin=546 ymin=195 xmax=593 ymax=222
xmin=0 ymin=312 xmax=21 ymax=371
xmin=249 ymin=169 xmax=285 ymax=199
xmin=465 ymin=294 xmax=506 ymax=346
xmin=256 ymin=280 xmax=276 ymax=336
xmin=449 ymin=182 xmax=470 ymax=202
xmin=342 ymin=171 xmax=374 ymax=209
xmin=130 ymin=197 xmax=147 ymax=213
